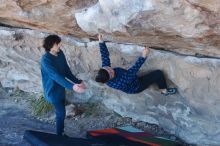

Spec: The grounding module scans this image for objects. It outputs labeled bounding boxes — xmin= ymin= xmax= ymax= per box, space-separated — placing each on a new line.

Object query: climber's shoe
xmin=161 ymin=88 xmax=177 ymax=96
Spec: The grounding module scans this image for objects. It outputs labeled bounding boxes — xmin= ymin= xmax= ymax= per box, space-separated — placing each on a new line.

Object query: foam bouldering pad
xmin=23 ymin=130 xmax=109 ymax=146
xmin=87 ymin=126 xmax=181 ymax=146
xmin=88 ymin=134 xmax=152 ymax=146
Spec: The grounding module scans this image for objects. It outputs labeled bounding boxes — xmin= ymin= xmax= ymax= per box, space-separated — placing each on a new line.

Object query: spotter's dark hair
xmin=43 ymin=35 xmax=61 ymax=52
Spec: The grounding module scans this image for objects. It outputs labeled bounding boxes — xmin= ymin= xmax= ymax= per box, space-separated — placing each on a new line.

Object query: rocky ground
xmin=0 ymin=86 xmax=194 ymax=146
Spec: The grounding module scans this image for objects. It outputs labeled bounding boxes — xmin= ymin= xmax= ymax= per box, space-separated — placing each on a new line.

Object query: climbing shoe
xmin=161 ymin=88 xmax=177 ymax=96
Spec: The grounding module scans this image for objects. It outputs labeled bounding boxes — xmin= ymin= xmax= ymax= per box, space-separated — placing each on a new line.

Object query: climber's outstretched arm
xmin=98 ymin=34 xmax=111 ymax=67
xmin=127 ymin=46 xmax=150 ymax=75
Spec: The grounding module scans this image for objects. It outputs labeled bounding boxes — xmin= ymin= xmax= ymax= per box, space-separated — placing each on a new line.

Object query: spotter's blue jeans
xmin=52 ymin=99 xmax=66 ymax=135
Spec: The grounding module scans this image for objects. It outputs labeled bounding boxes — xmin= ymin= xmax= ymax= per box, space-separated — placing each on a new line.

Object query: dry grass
xmin=31 ymin=95 xmax=53 ymax=116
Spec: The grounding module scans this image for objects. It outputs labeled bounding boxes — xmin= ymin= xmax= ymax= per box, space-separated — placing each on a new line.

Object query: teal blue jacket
xmin=41 ymin=50 xmax=81 ymax=103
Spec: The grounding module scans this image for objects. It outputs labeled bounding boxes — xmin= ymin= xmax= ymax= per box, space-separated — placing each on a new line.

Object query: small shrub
xmin=31 ymin=95 xmax=53 ymax=116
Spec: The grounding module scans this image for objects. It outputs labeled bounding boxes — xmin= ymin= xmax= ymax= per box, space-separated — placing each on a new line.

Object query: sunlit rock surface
xmin=0 ymin=0 xmax=219 ymax=57
xmin=0 ymin=27 xmax=220 ymax=145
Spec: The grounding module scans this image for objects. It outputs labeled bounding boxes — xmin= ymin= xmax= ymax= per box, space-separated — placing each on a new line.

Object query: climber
xmin=40 ymin=35 xmax=86 ymax=137
xmin=95 ymin=34 xmax=177 ymax=95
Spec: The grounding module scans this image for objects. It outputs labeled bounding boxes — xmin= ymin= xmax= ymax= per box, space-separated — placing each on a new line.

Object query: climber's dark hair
xmin=43 ymin=35 xmax=61 ymax=52
xmin=95 ymin=69 xmax=110 ymax=83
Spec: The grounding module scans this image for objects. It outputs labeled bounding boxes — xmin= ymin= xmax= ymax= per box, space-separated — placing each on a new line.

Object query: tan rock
xmin=0 ymin=0 xmax=219 ymax=57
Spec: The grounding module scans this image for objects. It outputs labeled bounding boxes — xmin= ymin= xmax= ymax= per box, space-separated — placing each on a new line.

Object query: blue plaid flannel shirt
xmin=99 ymin=42 xmax=146 ymax=94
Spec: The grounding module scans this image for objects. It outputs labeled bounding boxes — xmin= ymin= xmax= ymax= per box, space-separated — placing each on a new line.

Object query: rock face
xmin=0 ymin=0 xmax=98 ymax=36
xmin=0 ymin=0 xmax=219 ymax=57
xmin=0 ymin=27 xmax=220 ymax=145
xmin=0 ymin=0 xmax=220 ymax=145
xmin=75 ymin=0 xmax=220 ymax=57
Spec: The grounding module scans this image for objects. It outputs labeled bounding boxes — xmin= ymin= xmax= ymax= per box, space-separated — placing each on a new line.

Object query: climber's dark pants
xmin=137 ymin=70 xmax=167 ymax=93
xmin=52 ymin=99 xmax=66 ymax=135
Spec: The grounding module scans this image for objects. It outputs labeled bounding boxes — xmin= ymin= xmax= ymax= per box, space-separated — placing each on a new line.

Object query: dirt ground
xmin=0 ymin=87 xmax=193 ymax=146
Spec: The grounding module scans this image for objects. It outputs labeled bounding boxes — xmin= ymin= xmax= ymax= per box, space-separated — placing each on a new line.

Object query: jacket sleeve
xmin=127 ymin=57 xmax=146 ymax=75
xmin=41 ymin=57 xmax=73 ymax=90
xmin=62 ymin=54 xmax=82 ymax=84
xmin=99 ymin=42 xmax=111 ymax=67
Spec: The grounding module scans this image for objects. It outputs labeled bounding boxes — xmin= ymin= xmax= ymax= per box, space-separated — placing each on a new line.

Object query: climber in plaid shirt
xmin=95 ymin=34 xmax=177 ymax=95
